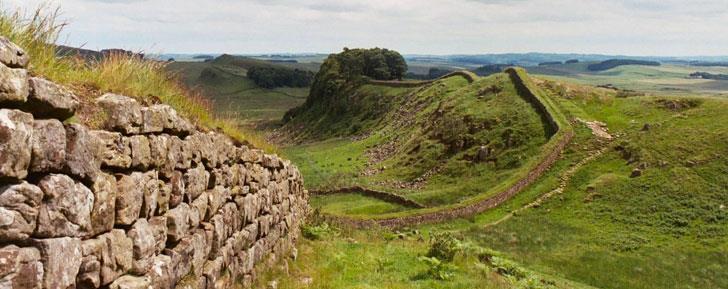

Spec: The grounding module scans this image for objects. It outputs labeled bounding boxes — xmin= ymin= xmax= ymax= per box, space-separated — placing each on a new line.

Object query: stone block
xmin=32 ymin=237 xmax=82 ymax=289
xmin=90 ymin=173 xmax=117 ymax=235
xmin=125 ymin=135 xmax=151 ymax=169
xmin=0 ymin=109 xmax=33 ymax=179
xmin=0 ymin=37 xmax=29 ymax=68
xmin=64 ymin=123 xmax=101 ymax=181
xmin=115 ymin=172 xmax=144 ymax=225
xmin=91 ymin=130 xmax=131 ymax=169
xmin=0 ymin=182 xmax=43 ymax=241
xmin=95 ymin=94 xmax=142 ymax=134
xmin=35 ymin=174 xmax=94 ymax=238
xmin=29 ymin=119 xmax=66 ymax=173
xmin=27 ymin=77 xmax=80 ymax=118
xmin=0 ymin=245 xmax=43 ymax=289
xmin=127 ymin=219 xmax=156 ymax=275
xmin=0 ymin=63 xmax=28 ymax=103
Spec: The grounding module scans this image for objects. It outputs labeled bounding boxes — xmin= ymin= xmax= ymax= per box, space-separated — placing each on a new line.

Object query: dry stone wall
xmin=0 ymin=37 xmax=308 ymax=289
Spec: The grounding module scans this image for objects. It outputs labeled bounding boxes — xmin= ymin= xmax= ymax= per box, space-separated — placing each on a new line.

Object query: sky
xmin=3 ymin=0 xmax=728 ymax=56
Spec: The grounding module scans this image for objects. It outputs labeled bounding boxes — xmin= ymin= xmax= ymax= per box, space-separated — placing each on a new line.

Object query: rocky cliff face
xmin=0 ymin=37 xmax=308 ymax=289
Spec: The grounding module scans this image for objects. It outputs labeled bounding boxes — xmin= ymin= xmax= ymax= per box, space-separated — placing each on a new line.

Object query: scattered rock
xmin=630 ymin=168 xmax=642 ymax=178
xmin=641 ymin=123 xmax=651 ymax=131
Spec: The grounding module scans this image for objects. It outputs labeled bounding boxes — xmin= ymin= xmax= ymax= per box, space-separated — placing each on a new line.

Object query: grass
xmin=311 ymin=193 xmax=409 ymax=216
xmin=0 ymin=4 xmax=274 ymax=151
xmin=282 ymin=71 xmax=558 ymax=219
xmin=166 ymin=61 xmax=308 ymax=129
xmin=265 ymin=75 xmax=728 ymax=289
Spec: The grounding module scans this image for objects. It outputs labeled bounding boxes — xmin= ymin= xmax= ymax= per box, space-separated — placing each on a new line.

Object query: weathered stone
xmin=35 ymin=174 xmax=94 ymax=238
xmin=91 ymin=130 xmax=131 ymax=169
xmin=141 ymin=104 xmax=194 ymax=136
xmin=169 ymin=171 xmax=185 ymax=209
xmin=125 ymin=135 xmax=151 ymax=169
xmin=77 ymin=238 xmax=104 ymax=289
xmin=0 ymin=182 xmax=43 ymax=241
xmin=95 ymin=94 xmax=142 ymax=134
xmin=190 ymin=229 xmax=209 ymax=277
xmin=208 ymin=214 xmax=226 ymax=257
xmin=0 ymin=63 xmax=29 ymax=103
xmin=27 ymin=77 xmax=80 ymax=118
xmin=140 ymin=171 xmax=159 ymax=218
xmin=189 ymin=192 xmax=208 ymax=227
xmin=29 ymin=119 xmax=66 ymax=173
xmin=242 ymin=194 xmax=260 ymax=223
xmin=33 ymin=237 xmax=82 ymax=289
xmin=174 ymin=274 xmax=205 ymax=289
xmin=202 ymin=257 xmax=223 ymax=289
xmin=262 ymin=154 xmax=282 ymax=169
xmin=98 ymin=229 xmax=133 ymax=286
xmin=0 ymin=245 xmax=43 ymax=289
xmin=157 ymin=182 xmax=171 ymax=215
xmin=171 ymin=136 xmax=191 ymax=170
xmin=184 ymin=165 xmax=209 ymax=202
xmin=90 ymin=173 xmax=117 ymax=235
xmin=0 ymin=37 xmax=28 ymax=68
xmin=147 ymin=134 xmax=170 ymax=173
xmin=0 ymin=109 xmax=33 ymax=179
xmin=127 ymin=219 xmax=156 ymax=275
xmin=148 ymin=216 xmax=167 ymax=254
xmin=165 ymin=203 xmax=191 ymax=242
xmin=115 ymin=172 xmax=144 ymax=225
xmin=65 ymin=123 xmax=101 ymax=181
xmin=206 ymin=186 xmax=230 ymax=220
xmin=148 ymin=255 xmax=173 ymax=289
xmin=108 ymin=275 xmax=151 ymax=289
xmin=165 ymin=237 xmax=193 ymax=282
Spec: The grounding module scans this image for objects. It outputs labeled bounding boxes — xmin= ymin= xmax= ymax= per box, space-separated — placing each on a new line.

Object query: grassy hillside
xmin=282 ymin=72 xmax=553 ymax=213
xmin=166 ymin=57 xmax=310 ymax=129
xmin=264 ymin=73 xmax=728 ymax=289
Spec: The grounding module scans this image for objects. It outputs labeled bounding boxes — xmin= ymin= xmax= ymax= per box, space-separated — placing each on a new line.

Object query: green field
xmin=166 ymin=59 xmax=310 ymax=129
xmin=259 ymin=75 xmax=728 ymax=289
xmin=529 ymin=63 xmax=728 ymax=96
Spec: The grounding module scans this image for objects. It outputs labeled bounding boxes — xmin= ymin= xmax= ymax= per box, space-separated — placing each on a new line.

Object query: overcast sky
xmin=4 ymin=0 xmax=728 ymax=56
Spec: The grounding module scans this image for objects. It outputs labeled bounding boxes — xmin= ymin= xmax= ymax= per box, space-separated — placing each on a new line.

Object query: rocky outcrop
xmin=0 ymin=37 xmax=308 ymax=289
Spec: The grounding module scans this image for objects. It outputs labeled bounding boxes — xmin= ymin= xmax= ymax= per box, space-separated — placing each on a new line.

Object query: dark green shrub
xmin=427 ymin=232 xmax=462 ymax=262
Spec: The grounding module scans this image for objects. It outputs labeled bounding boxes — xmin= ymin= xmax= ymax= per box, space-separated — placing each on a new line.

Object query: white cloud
xmin=2 ymin=0 xmax=728 ymax=56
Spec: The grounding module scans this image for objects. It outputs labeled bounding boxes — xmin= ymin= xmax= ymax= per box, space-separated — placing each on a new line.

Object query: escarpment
xmin=0 ymin=37 xmax=308 ymax=289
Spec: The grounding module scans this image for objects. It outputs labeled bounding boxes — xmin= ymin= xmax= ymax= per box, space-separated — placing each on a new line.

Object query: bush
xmin=418 ymin=256 xmax=456 ymax=280
xmin=301 ymin=222 xmax=337 ymax=241
xmin=427 ymin=232 xmax=462 ymax=262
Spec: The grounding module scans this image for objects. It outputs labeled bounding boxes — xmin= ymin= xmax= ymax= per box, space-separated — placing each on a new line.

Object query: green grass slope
xmin=166 ymin=59 xmax=309 ymax=128
xmin=264 ymin=75 xmax=727 ymax=289
xmin=283 ymin=71 xmax=553 ymax=215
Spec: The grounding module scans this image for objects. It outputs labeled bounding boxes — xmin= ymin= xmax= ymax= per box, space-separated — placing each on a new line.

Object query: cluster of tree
xmin=689 ymin=71 xmax=728 ymax=80
xmin=193 ymin=55 xmax=215 ymax=60
xmin=247 ymin=66 xmax=314 ymax=88
xmin=471 ymin=64 xmax=512 ymax=76
xmin=565 ymin=59 xmax=579 ymax=64
xmin=538 ymin=61 xmax=562 ymax=66
xmin=587 ymin=59 xmax=660 ymax=71
xmin=284 ymin=47 xmax=407 ymax=122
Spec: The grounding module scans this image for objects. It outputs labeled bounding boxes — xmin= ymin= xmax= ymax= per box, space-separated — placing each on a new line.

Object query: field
xmin=258 ymin=74 xmax=728 ymax=289
xmin=166 ymin=58 xmax=311 ymax=129
xmin=528 ymin=62 xmax=728 ymax=96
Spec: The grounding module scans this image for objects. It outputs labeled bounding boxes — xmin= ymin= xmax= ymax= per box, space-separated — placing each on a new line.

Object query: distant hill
xmin=55 ymin=45 xmax=143 ymax=61
xmin=587 ymin=59 xmax=661 ymax=71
